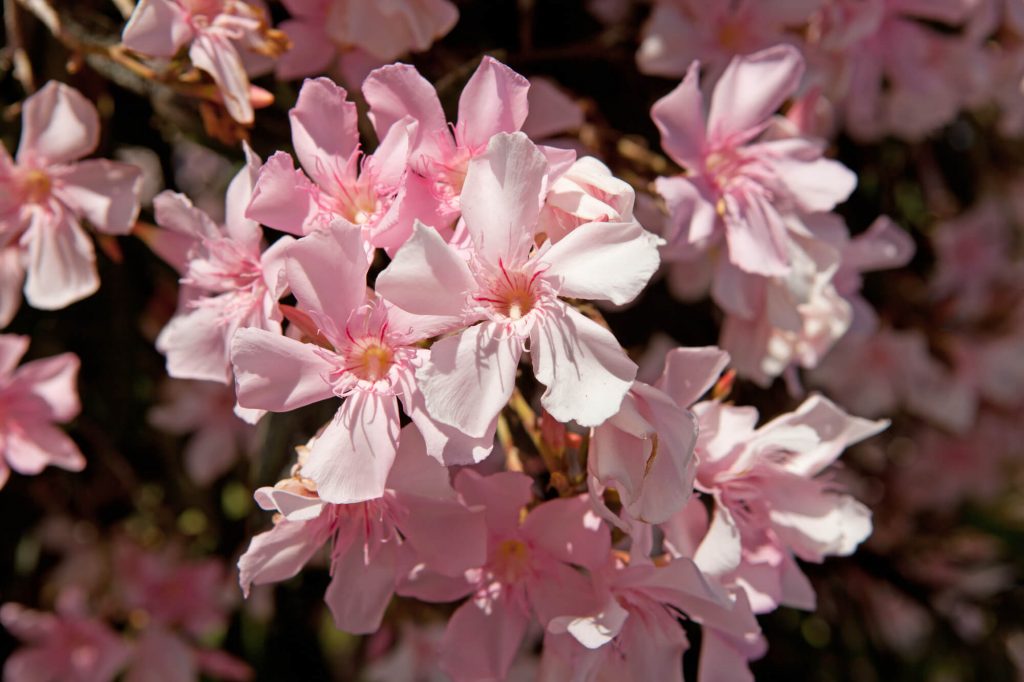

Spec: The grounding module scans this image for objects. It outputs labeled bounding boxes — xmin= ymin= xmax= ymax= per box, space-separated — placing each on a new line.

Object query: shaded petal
xmin=0 ymin=248 xmax=25 ymax=327
xmin=325 ymin=538 xmax=397 ymax=634
xmin=121 ymin=0 xmax=193 ymax=58
xmin=456 ymin=56 xmax=530 ymax=151
xmin=9 ymin=351 xmax=80 ymax=422
xmin=246 ymin=151 xmax=319 ymax=236
xmin=300 ymin=393 xmax=400 ymax=504
xmin=375 ymin=221 xmax=474 ymax=324
xmin=398 ymin=494 xmax=488 ymax=577
xmin=655 ymin=175 xmax=718 ymax=246
xmin=651 ymin=61 xmax=706 ymax=167
xmin=363 ymin=63 xmax=449 ymax=158
xmin=238 ymin=517 xmax=329 ymax=596
xmin=723 ymin=192 xmax=790 ymax=276
xmin=22 ymin=209 xmax=99 ymax=310
xmin=290 ymin=77 xmax=359 ymax=186
xmin=521 ymin=495 xmax=610 ymax=570
xmin=53 ymin=160 xmax=142 ymax=235
xmin=454 ymin=469 xmax=534 ymax=539
xmin=417 ymin=322 xmax=522 ymax=438
xmin=286 ymin=227 xmax=368 ymax=324
xmin=17 ymin=82 xmax=98 ymax=165
xmin=5 ymin=422 xmax=85 ymax=474
xmin=656 ymin=346 xmax=730 ymax=408
xmin=0 ymin=334 xmax=29 ymax=376
xmin=156 ymin=302 xmax=233 ymax=384
xmin=230 ymin=328 xmax=335 ymax=411
xmin=189 ymin=32 xmax=253 ymax=124
xmin=707 ymin=45 xmax=805 ymax=145
xmin=440 ymin=593 xmax=530 ymax=682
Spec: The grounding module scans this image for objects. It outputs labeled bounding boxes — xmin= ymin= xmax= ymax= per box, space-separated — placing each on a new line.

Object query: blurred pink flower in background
xmin=0 ymin=82 xmax=142 ymax=318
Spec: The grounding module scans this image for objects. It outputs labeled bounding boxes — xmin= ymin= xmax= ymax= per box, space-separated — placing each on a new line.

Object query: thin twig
xmin=4 ymin=0 xmax=36 ymax=91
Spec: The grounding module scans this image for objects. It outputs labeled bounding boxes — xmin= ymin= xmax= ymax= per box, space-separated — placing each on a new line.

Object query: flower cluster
xmin=8 ymin=0 xmax=1024 ymax=679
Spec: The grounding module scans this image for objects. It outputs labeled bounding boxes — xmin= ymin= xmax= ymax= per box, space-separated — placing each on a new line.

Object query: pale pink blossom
xmin=400 ymin=470 xmax=609 ymax=682
xmin=891 ymin=415 xmax=1016 ymax=512
xmin=147 ymin=378 xmax=257 ymax=484
xmin=376 ymin=133 xmax=660 ymax=439
xmin=0 ymin=82 xmax=142 ymax=313
xmin=673 ymin=392 xmax=885 ymax=613
xmin=538 ymin=156 xmax=638 ymax=244
xmin=929 ymin=201 xmax=1018 ymax=321
xmin=589 ymin=346 xmax=718 ymax=524
xmin=0 ymin=334 xmax=83 ymax=489
xmin=238 ymin=427 xmax=487 ymax=633
xmin=113 ymin=541 xmax=236 ymax=638
xmin=122 ymin=0 xmax=287 ymax=124
xmin=716 ymin=216 xmax=852 ymax=386
xmin=362 ymin=57 xmax=576 ymax=234
xmin=276 ymin=0 xmax=458 ymax=83
xmin=149 ymin=145 xmax=293 ymax=389
xmin=652 ymin=45 xmax=857 ymax=277
xmin=521 ymin=77 xmax=585 ymax=143
xmin=637 ymin=0 xmax=823 ymax=78
xmin=540 ymin=555 xmax=763 ymax=682
xmin=231 ymin=226 xmax=487 ymax=503
xmin=806 ymin=0 xmax=978 ymax=141
xmin=0 ymin=601 xmax=131 ymax=682
xmin=246 ymin=77 xmax=416 ymax=251
xmin=810 ymin=325 xmax=975 ymax=432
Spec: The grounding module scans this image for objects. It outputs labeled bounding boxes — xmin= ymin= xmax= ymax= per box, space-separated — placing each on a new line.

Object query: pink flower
xmin=1 ymin=602 xmax=131 ymax=682
xmin=122 ymin=0 xmax=287 ymax=124
xmin=541 ymin=556 xmax=763 ymax=682
xmin=0 ymin=82 xmax=142 ymax=313
xmin=276 ymin=0 xmax=458 ymax=82
xmin=238 ymin=427 xmax=487 ymax=633
xmin=807 ymin=0 xmax=978 ymax=141
xmin=715 ymin=215 xmax=853 ymax=386
xmin=677 ymin=392 xmax=885 ymax=613
xmin=589 ymin=379 xmax=700 ymax=525
xmin=401 ymin=470 xmax=609 ymax=682
xmin=147 ymin=379 xmax=257 ymax=484
xmin=652 ymin=44 xmax=856 ymax=276
xmin=362 ymin=57 xmax=575 ymax=234
xmin=637 ymin=0 xmax=823 ymax=78
xmin=149 ymin=145 xmax=293 ymax=389
xmin=231 ymin=226 xmax=486 ymax=502
xmin=538 ymin=156 xmax=638 ymax=244
xmin=246 ymin=77 xmax=416 ymax=251
xmin=588 ymin=346 xmax=718 ymax=527
xmin=377 ymin=132 xmax=659 ymax=439
xmin=113 ymin=541 xmax=236 ymax=638
xmin=0 ymin=334 xmax=83 ymax=489
xmin=810 ymin=325 xmax=973 ymax=431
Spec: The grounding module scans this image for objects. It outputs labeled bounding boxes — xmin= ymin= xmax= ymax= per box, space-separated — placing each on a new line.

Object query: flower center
xmin=493 ymin=539 xmax=531 ymax=582
xmin=475 ymin=263 xmax=542 ymax=322
xmin=716 ymin=19 xmax=748 ymax=52
xmin=346 ymin=340 xmax=394 ymax=382
xmin=19 ymin=169 xmax=52 ymax=204
xmin=331 ymin=173 xmax=384 ymax=226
